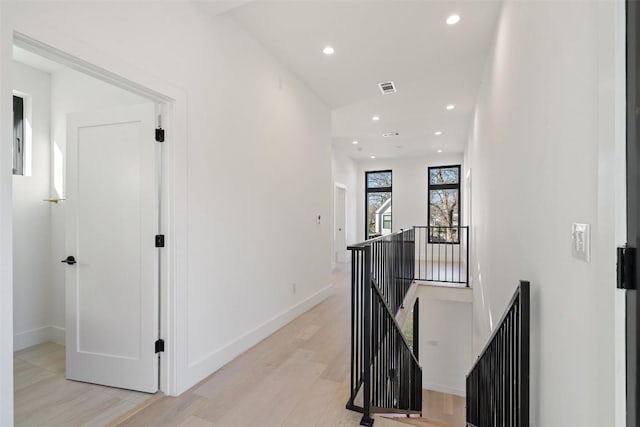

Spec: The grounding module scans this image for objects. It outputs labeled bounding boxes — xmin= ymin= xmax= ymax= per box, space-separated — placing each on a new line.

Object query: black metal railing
xmin=346 ymin=229 xmax=420 ymax=426
xmin=369 ymin=228 xmax=415 ymax=313
xmin=414 ymin=226 xmax=469 ymax=286
xmin=347 ymin=244 xmax=369 ymax=420
xmin=370 ymin=282 xmax=422 ymax=415
xmin=466 ymin=280 xmax=530 ymax=427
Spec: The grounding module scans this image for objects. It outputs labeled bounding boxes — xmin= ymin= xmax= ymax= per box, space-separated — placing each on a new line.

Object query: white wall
xmin=612 ymin=1 xmax=627 ymax=424
xmin=49 ymin=67 xmax=148 ymax=333
xmin=464 ymin=1 xmax=621 ymax=425
xmin=10 ymin=61 xmax=148 ymax=351
xmin=12 ymin=61 xmax=53 ymax=351
xmin=0 ymin=2 xmax=333 ymax=413
xmin=331 ymin=148 xmax=358 ymax=264
xmin=356 ymin=153 xmax=463 ymax=243
xmin=0 ymin=4 xmax=15 ymax=422
xmin=417 ymin=286 xmax=472 ymax=396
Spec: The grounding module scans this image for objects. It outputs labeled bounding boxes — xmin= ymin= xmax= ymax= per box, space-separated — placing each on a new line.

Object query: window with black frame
xmin=365 ymin=170 xmax=392 ymax=240
xmin=13 ymin=95 xmax=24 ymax=176
xmin=428 ymin=165 xmax=460 ymax=243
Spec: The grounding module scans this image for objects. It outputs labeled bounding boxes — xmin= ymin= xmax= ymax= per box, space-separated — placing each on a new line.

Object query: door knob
xmin=61 ymin=256 xmax=76 ymax=265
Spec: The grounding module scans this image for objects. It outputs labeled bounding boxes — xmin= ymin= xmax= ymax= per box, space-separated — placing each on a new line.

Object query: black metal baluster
xmin=458 ymin=227 xmax=462 ymax=283
xmin=465 ymin=281 xmax=530 ymax=427
xmin=466 ymin=227 xmax=470 ymax=287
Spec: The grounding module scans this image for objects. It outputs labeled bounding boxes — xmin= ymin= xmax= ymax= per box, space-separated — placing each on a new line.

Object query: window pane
xmin=13 ymin=96 xmax=24 ymax=176
xmin=429 ymin=226 xmax=459 ymax=244
xmin=367 ymin=172 xmax=392 ymax=189
xmin=429 ymin=167 xmax=459 ymax=185
xmin=383 ymin=215 xmax=392 ymax=229
xmin=367 ymin=192 xmax=391 ymax=238
xmin=429 ymin=189 xmax=459 ymax=227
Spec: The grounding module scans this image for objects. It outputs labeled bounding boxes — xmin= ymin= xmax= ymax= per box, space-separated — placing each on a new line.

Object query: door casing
xmin=334 ymin=183 xmax=348 ymax=263
xmin=8 ymin=30 xmax=183 ymax=398
xmin=626 ymin=1 xmax=640 ymax=425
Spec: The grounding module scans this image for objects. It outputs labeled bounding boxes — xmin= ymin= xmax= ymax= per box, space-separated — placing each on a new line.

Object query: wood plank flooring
xmin=117 ymin=265 xmax=465 ymax=427
xmin=14 ymin=342 xmax=153 ymax=426
xmin=13 ymin=264 xmax=464 ymax=426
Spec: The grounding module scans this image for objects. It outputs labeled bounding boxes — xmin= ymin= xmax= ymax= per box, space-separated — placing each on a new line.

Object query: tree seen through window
xmin=365 ymin=171 xmax=392 ymax=239
xmin=428 ymin=166 xmax=460 ymax=243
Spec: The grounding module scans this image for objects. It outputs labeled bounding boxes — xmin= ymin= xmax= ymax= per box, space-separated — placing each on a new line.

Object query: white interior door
xmin=335 ymin=186 xmax=347 ymax=263
xmin=65 ymin=103 xmax=159 ymax=393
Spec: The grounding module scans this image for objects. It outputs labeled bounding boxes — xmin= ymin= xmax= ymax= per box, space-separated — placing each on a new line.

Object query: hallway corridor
xmin=115 ymin=265 xmax=463 ymax=427
xmin=118 ymin=265 xmax=360 ymax=426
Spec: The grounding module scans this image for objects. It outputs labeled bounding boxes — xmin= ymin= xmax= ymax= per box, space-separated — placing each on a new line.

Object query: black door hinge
xmin=155 ymin=128 xmax=165 ymax=143
xmin=155 ymin=339 xmax=165 ymax=353
xmin=155 ymin=234 xmax=165 ymax=248
xmin=617 ymin=245 xmax=636 ymax=290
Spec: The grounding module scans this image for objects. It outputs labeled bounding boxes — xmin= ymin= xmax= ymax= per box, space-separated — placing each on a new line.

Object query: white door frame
xmin=334 ymin=182 xmax=348 ymax=265
xmin=1 ymin=30 xmax=188 ymax=424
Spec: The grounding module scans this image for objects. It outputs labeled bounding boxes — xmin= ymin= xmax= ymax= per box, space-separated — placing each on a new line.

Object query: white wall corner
xmin=14 ymin=326 xmax=65 ymax=351
xmin=183 ymin=284 xmax=333 ymax=393
xmin=1 ymin=7 xmax=15 ymax=425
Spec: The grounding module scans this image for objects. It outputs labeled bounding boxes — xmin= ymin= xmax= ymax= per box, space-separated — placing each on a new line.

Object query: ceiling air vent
xmin=378 ymin=81 xmax=397 ymax=95
xmin=382 ymin=132 xmax=399 ymax=138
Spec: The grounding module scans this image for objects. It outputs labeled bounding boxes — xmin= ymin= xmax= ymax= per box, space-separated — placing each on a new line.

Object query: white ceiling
xmin=223 ymin=0 xmax=502 ymax=160
xmin=16 ymin=1 xmax=502 ymax=161
xmin=194 ymin=0 xmax=255 ymax=18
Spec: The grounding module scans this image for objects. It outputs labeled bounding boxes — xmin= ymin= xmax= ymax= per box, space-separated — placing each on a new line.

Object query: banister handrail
xmin=353 ymin=226 xmax=470 ymax=286
xmin=470 ymin=280 xmax=529 ymax=368
xmin=413 ymin=225 xmax=470 ymax=229
xmin=347 ymin=228 xmax=409 ymax=249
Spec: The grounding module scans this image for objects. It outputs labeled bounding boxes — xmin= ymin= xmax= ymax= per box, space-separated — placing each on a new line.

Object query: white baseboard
xmin=14 ymin=326 xmax=65 ymax=351
xmin=423 ymin=382 xmax=466 ymax=397
xmin=184 ymin=284 xmax=333 ymax=391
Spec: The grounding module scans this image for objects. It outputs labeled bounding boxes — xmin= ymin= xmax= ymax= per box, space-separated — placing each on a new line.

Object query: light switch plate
xmin=571 ymin=223 xmax=590 ymax=262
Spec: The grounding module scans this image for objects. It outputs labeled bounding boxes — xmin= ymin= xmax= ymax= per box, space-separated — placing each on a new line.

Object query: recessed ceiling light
xmin=323 ymin=46 xmax=335 ymax=55
xmin=446 ymin=104 xmax=455 ymax=110
xmin=446 ymin=14 xmax=460 ymax=25
xmin=371 ymin=155 xmax=376 ymax=159
xmin=352 ymin=140 xmax=359 ymax=145
xmin=437 ymin=149 xmax=443 ymax=153
xmin=434 ymin=131 xmax=443 ymax=136
xmin=372 ymin=115 xmax=380 ymax=121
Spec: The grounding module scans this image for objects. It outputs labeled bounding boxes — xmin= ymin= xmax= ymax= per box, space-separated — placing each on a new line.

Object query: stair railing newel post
xmin=346 ymin=248 xmax=357 ymax=410
xmin=466 ymin=226 xmax=470 ymax=287
xmin=519 ymin=281 xmax=530 ymax=427
xmin=361 ymin=245 xmax=374 ymax=427
xmin=413 ymin=297 xmax=420 ymax=412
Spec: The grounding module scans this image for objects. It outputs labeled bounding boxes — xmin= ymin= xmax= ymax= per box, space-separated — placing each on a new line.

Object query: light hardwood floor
xmin=13 ymin=265 xmax=464 ymax=426
xmin=116 ymin=265 xmax=465 ymax=427
xmin=14 ymin=342 xmax=154 ymax=426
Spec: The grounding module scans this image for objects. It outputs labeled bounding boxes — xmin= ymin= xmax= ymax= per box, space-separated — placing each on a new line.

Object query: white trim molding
xmin=185 ymin=285 xmax=333 ymax=389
